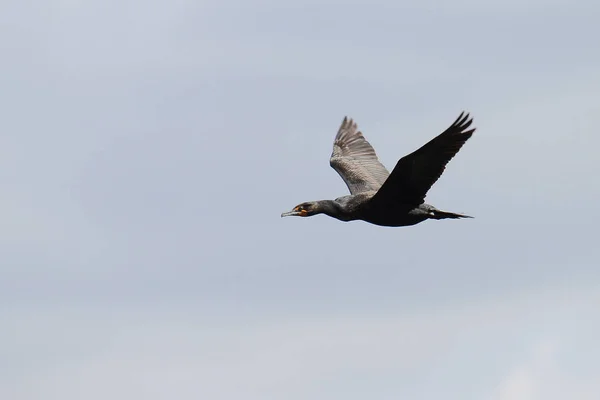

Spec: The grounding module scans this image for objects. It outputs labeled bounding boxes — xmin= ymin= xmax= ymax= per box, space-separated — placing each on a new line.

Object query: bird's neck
xmin=315 ymin=200 xmax=352 ymax=221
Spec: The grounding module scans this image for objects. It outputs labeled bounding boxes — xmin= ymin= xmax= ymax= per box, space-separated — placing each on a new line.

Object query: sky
xmin=2 ymin=0 xmax=600 ymax=399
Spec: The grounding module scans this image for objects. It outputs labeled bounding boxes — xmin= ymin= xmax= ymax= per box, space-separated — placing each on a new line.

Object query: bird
xmin=281 ymin=112 xmax=476 ymax=227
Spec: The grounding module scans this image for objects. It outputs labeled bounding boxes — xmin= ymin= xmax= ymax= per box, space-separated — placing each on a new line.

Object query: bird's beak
xmin=281 ymin=208 xmax=307 ymax=217
xmin=281 ymin=210 xmax=301 ymax=217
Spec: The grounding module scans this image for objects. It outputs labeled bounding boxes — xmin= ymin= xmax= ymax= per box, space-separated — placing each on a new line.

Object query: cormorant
xmin=281 ymin=112 xmax=476 ymax=227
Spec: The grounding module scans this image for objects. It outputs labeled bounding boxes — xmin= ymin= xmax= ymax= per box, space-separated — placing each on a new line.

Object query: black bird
xmin=281 ymin=112 xmax=476 ymax=227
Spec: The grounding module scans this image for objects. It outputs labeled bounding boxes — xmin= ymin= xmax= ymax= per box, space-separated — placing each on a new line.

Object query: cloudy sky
xmin=2 ymin=0 xmax=600 ymax=399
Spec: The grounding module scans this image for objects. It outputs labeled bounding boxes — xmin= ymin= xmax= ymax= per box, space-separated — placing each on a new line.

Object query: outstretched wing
xmin=329 ymin=117 xmax=390 ymax=195
xmin=370 ymin=112 xmax=476 ymax=206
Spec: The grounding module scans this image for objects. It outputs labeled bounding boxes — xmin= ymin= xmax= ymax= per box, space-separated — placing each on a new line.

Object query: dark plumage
xmin=281 ymin=112 xmax=476 ymax=227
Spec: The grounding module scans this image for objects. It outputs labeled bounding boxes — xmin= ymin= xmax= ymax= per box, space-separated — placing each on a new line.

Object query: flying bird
xmin=281 ymin=112 xmax=476 ymax=227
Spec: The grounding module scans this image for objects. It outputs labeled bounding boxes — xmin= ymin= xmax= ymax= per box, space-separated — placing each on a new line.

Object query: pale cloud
xmin=492 ymin=339 xmax=558 ymax=400
xmin=3 ymin=282 xmax=599 ymax=400
xmin=492 ymin=337 xmax=600 ymax=400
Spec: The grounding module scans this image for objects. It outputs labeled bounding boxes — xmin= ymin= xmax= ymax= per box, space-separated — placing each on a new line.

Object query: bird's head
xmin=281 ymin=202 xmax=318 ymax=218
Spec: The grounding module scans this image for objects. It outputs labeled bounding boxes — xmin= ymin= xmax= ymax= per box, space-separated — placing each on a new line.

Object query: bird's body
xmin=282 ymin=112 xmax=476 ymax=227
xmin=303 ymin=194 xmax=466 ymax=227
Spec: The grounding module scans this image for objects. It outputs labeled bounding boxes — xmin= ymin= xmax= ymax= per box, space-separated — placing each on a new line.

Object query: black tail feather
xmin=431 ymin=210 xmax=473 ymax=220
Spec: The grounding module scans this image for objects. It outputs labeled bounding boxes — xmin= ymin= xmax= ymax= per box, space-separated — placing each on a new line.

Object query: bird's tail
xmin=430 ymin=210 xmax=473 ymax=220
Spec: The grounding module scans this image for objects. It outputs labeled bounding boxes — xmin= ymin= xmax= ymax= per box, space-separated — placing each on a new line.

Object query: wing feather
xmin=370 ymin=112 xmax=476 ymax=206
xmin=329 ymin=117 xmax=390 ymax=195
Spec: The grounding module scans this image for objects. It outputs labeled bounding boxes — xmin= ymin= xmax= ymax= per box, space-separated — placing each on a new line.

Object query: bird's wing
xmin=329 ymin=117 xmax=390 ymax=195
xmin=370 ymin=112 xmax=475 ymax=206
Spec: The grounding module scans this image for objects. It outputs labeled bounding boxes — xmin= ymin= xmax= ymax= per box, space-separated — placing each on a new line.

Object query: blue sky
xmin=2 ymin=1 xmax=600 ymax=399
